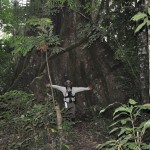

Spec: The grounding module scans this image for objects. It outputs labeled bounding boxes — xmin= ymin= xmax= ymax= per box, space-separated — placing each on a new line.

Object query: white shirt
xmin=51 ymin=85 xmax=90 ymax=108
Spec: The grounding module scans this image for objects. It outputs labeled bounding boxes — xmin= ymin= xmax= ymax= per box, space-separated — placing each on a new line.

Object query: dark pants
xmin=66 ymin=102 xmax=76 ymax=119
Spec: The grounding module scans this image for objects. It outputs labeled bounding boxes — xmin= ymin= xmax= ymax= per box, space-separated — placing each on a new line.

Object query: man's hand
xmin=88 ymin=86 xmax=92 ymax=90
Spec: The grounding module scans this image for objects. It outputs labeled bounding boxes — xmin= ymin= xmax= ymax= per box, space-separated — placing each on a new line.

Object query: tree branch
xmin=38 ymin=36 xmax=89 ymax=74
xmin=8 ymin=36 xmax=89 ymax=91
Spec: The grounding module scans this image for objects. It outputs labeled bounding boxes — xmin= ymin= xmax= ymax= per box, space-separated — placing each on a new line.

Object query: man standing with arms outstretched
xmin=47 ymin=80 xmax=92 ymax=121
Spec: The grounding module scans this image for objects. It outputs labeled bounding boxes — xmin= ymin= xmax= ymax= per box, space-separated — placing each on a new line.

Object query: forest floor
xmin=0 ymin=117 xmax=111 ymax=150
xmin=64 ymin=117 xmax=111 ymax=150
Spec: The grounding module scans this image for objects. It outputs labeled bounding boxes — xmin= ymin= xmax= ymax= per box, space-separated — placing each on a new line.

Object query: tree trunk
xmin=137 ymin=0 xmax=149 ymax=103
xmin=8 ymin=1 xmax=140 ymax=110
xmin=148 ymin=26 xmax=150 ymax=98
xmin=137 ymin=29 xmax=149 ymax=103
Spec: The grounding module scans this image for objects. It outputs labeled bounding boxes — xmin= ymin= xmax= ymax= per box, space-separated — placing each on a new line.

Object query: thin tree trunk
xmin=148 ymin=26 xmax=150 ymax=98
xmin=105 ymin=0 xmax=110 ymax=43
xmin=138 ymin=28 xmax=149 ymax=103
xmin=137 ymin=0 xmax=149 ymax=103
xmin=46 ymin=50 xmax=62 ymax=130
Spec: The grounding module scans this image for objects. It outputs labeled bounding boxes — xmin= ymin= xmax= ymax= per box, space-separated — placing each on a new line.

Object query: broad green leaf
xmin=126 ymin=142 xmax=138 ymax=149
xmin=117 ymin=136 xmax=132 ymax=148
xmin=142 ymin=119 xmax=150 ymax=133
xmin=139 ymin=121 xmax=146 ymax=129
xmin=121 ymin=134 xmax=132 ymax=144
xmin=131 ymin=13 xmax=147 ymax=21
xmin=129 ymin=99 xmax=137 ymax=105
xmin=121 ymin=118 xmax=131 ymax=125
xmin=140 ymin=105 xmax=150 ymax=111
xmin=135 ymin=21 xmax=146 ymax=33
xmin=110 ymin=118 xmax=131 ymax=128
xmin=122 ymin=127 xmax=133 ymax=135
xmin=113 ymin=106 xmax=131 ymax=116
xmin=148 ymin=7 xmax=150 ymax=15
xmin=147 ymin=20 xmax=150 ymax=26
xmin=118 ymin=127 xmax=133 ymax=137
xmin=141 ymin=143 xmax=150 ymax=149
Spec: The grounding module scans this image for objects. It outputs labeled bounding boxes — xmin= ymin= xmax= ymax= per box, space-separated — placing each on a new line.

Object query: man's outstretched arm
xmin=73 ymin=86 xmax=92 ymax=93
xmin=46 ymin=84 xmax=65 ymax=92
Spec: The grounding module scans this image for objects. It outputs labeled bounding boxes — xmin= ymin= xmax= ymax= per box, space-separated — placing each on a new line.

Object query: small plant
xmin=0 ymin=90 xmax=33 ymax=120
xmin=131 ymin=6 xmax=150 ymax=33
xmin=0 ymin=50 xmax=14 ymax=93
xmin=62 ymin=120 xmax=76 ymax=132
xmin=10 ymin=17 xmax=61 ymax=56
xmin=0 ymin=90 xmax=62 ymax=150
xmin=97 ymin=99 xmax=150 ymax=150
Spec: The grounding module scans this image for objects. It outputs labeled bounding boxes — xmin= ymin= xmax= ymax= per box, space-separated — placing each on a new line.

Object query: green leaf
xmin=118 ymin=128 xmax=127 ymax=137
xmin=51 ymin=128 xmax=57 ymax=133
xmin=126 ymin=142 xmax=138 ymax=149
xmin=148 ymin=7 xmax=150 ymax=15
xmin=141 ymin=143 xmax=150 ymax=149
xmin=140 ymin=105 xmax=150 ymax=111
xmin=125 ymin=127 xmax=133 ymax=132
xmin=147 ymin=20 xmax=150 ymax=26
xmin=128 ymin=99 xmax=137 ymax=105
xmin=109 ymin=120 xmax=121 ymax=127
xmin=121 ymin=118 xmax=131 ymax=125
xmin=96 ymin=140 xmax=116 ymax=149
xmin=121 ymin=134 xmax=132 ymax=144
xmin=131 ymin=13 xmax=147 ymax=21
xmin=113 ymin=112 xmax=129 ymax=120
xmin=135 ymin=21 xmax=146 ymax=33
xmin=110 ymin=118 xmax=131 ymax=128
xmin=99 ymin=102 xmax=120 ymax=114
xmin=106 ymin=148 xmax=115 ymax=150
xmin=142 ymin=119 xmax=150 ymax=133
xmin=109 ymin=127 xmax=120 ymax=134
xmin=61 ymin=144 xmax=70 ymax=149
xmin=113 ymin=106 xmax=131 ymax=116
xmin=42 ymin=18 xmax=52 ymax=24
xmin=118 ymin=127 xmax=132 ymax=137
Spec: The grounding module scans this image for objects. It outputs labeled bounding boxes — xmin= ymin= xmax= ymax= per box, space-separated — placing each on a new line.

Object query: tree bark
xmin=137 ymin=28 xmax=149 ymax=103
xmin=8 ymin=36 xmax=89 ymax=91
xmin=38 ymin=36 xmax=89 ymax=74
xmin=137 ymin=0 xmax=149 ymax=103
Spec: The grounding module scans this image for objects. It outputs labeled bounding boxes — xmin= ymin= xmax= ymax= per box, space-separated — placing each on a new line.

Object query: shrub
xmin=97 ymin=99 xmax=150 ymax=150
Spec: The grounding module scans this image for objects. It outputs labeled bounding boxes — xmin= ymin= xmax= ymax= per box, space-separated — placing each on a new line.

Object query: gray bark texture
xmin=137 ymin=28 xmax=149 ymax=103
xmin=136 ymin=0 xmax=149 ymax=103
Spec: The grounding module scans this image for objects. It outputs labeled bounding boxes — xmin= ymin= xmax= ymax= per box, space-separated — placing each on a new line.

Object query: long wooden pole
xmin=45 ymin=50 xmax=62 ymax=130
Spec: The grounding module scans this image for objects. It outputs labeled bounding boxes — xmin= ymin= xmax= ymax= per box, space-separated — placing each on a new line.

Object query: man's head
xmin=64 ymin=80 xmax=72 ymax=87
